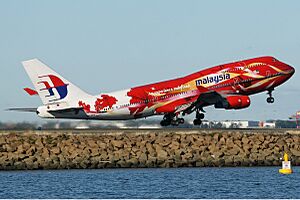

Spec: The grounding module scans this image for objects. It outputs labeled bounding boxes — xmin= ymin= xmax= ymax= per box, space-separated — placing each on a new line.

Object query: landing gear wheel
xmin=198 ymin=113 xmax=205 ymax=119
xmin=160 ymin=120 xmax=170 ymax=126
xmin=266 ymin=89 xmax=275 ymax=104
xmin=193 ymin=119 xmax=202 ymax=126
xmin=171 ymin=120 xmax=179 ymax=126
xmin=160 ymin=113 xmax=185 ymax=127
xmin=266 ymin=97 xmax=274 ymax=103
xmin=196 ymin=110 xmax=205 ymax=119
xmin=171 ymin=118 xmax=184 ymax=126
xmin=194 ymin=109 xmax=204 ymax=126
xmin=178 ymin=118 xmax=185 ymax=124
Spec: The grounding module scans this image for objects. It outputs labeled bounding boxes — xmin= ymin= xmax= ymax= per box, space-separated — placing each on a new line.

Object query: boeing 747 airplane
xmin=10 ymin=56 xmax=295 ymax=126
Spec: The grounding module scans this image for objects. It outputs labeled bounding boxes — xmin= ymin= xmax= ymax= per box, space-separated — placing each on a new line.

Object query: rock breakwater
xmin=0 ymin=129 xmax=299 ymax=170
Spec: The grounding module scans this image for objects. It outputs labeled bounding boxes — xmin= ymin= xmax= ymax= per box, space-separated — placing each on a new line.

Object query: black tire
xmin=179 ymin=118 xmax=185 ymax=124
xmin=267 ymin=97 xmax=275 ymax=103
xmin=171 ymin=120 xmax=179 ymax=126
xmin=199 ymin=113 xmax=205 ymax=119
xmin=196 ymin=112 xmax=205 ymax=120
xmin=193 ymin=119 xmax=202 ymax=126
xmin=160 ymin=120 xmax=170 ymax=126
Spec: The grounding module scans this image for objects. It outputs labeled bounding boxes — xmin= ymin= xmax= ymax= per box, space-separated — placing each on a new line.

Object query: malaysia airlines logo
xmin=196 ymin=73 xmax=231 ymax=86
xmin=37 ymin=75 xmax=69 ymax=102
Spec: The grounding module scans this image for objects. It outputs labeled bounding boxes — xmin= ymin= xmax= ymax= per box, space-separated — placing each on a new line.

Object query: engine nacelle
xmin=37 ymin=106 xmax=55 ymax=118
xmin=215 ymin=95 xmax=251 ymax=110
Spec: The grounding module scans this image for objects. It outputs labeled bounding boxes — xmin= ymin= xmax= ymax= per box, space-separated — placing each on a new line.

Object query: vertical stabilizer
xmin=22 ymin=59 xmax=91 ymax=106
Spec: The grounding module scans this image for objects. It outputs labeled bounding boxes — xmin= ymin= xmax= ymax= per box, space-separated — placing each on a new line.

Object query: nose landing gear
xmin=266 ymin=89 xmax=275 ymax=103
xmin=267 ymin=97 xmax=274 ymax=103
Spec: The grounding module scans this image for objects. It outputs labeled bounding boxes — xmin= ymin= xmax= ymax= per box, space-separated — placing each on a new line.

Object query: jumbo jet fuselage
xmin=19 ymin=56 xmax=294 ymax=126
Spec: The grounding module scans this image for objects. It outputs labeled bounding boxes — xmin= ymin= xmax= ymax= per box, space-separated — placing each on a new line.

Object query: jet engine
xmin=215 ymin=95 xmax=250 ymax=110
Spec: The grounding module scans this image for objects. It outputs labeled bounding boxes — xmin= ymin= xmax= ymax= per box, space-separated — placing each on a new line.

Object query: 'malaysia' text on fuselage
xmin=195 ymin=73 xmax=231 ymax=86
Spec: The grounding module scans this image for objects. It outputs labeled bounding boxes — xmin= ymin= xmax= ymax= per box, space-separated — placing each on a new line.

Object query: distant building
xmin=260 ymin=121 xmax=276 ymax=128
xmin=192 ymin=120 xmax=260 ymax=129
xmin=220 ymin=120 xmax=259 ymax=129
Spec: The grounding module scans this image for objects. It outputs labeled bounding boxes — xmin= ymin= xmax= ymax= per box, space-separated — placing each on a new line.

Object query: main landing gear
xmin=193 ymin=109 xmax=205 ymax=126
xmin=160 ymin=108 xmax=205 ymax=127
xmin=160 ymin=113 xmax=185 ymax=126
xmin=266 ymin=89 xmax=275 ymax=103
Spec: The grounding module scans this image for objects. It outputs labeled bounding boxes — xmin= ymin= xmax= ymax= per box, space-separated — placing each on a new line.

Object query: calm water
xmin=0 ymin=167 xmax=299 ymax=199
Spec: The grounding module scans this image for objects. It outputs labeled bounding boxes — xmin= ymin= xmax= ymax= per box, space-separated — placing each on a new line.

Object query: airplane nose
xmin=280 ymin=63 xmax=295 ymax=75
xmin=286 ymin=64 xmax=295 ymax=75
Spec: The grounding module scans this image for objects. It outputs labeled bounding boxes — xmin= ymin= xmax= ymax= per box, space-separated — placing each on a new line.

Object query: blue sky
xmin=0 ymin=0 xmax=299 ymax=122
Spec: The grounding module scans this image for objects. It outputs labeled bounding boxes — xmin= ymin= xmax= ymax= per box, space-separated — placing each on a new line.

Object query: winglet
xmin=24 ymin=87 xmax=38 ymax=96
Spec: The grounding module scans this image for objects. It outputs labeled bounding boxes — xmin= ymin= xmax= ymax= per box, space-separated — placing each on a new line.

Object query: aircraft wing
xmin=196 ymin=90 xmax=224 ymax=107
xmin=182 ymin=86 xmax=225 ymax=114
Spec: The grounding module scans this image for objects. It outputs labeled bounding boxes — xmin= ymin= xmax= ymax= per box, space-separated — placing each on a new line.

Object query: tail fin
xmin=22 ymin=59 xmax=91 ymax=106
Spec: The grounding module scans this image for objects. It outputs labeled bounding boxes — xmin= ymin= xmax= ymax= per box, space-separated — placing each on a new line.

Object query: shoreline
xmin=0 ymin=129 xmax=299 ymax=170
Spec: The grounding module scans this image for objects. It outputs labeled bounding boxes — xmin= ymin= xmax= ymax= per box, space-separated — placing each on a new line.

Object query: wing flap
xmin=182 ymin=89 xmax=225 ymax=115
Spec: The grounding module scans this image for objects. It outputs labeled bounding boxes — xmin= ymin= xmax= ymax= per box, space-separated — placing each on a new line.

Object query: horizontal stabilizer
xmin=6 ymin=108 xmax=37 ymax=112
xmin=24 ymin=87 xmax=38 ymax=96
